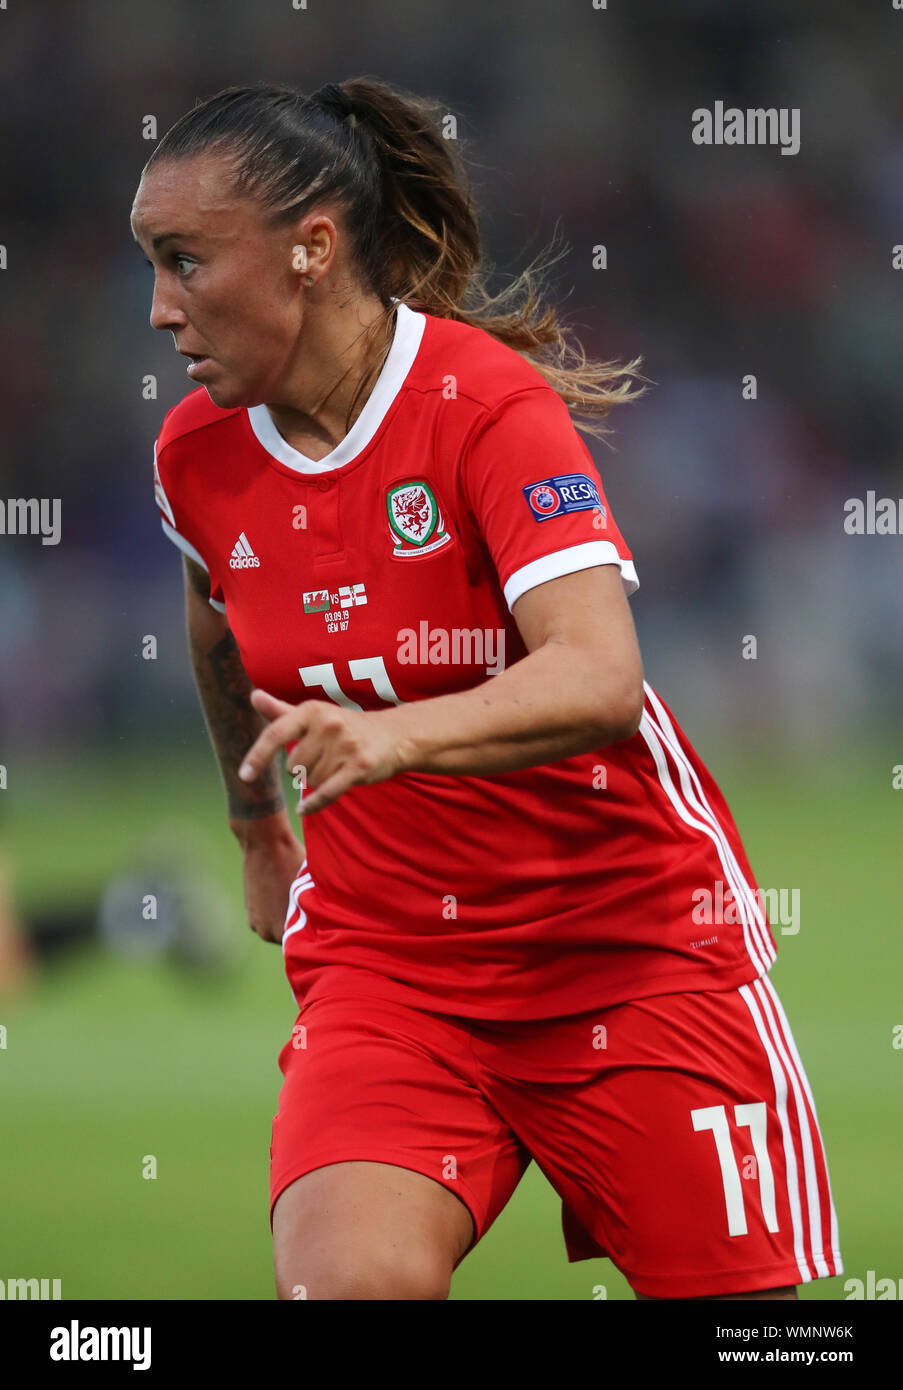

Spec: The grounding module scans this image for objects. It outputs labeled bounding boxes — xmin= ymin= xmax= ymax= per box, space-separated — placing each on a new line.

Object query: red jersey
xmin=153 ymin=302 xmax=777 ymax=1019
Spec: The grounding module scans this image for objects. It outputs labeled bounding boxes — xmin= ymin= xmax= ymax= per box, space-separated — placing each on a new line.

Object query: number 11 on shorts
xmin=691 ymin=1102 xmax=779 ymax=1236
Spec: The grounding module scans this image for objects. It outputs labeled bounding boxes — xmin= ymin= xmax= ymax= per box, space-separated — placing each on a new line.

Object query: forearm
xmin=384 ymin=640 xmax=640 ymax=777
xmin=183 ymin=559 xmax=289 ymax=833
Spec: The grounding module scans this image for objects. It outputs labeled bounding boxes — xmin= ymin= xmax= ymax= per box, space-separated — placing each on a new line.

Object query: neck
xmin=265 ymin=294 xmax=396 ymax=460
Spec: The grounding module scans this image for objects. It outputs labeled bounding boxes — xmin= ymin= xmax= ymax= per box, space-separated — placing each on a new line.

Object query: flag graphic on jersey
xmin=387 ymin=481 xmax=452 ymax=558
xmin=303 ymin=584 xmax=367 ymax=616
xmin=230 ymin=532 xmax=260 ymax=569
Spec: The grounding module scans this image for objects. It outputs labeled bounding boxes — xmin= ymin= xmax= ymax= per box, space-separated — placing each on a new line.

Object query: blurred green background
xmin=1 ymin=0 xmax=900 ymax=1305
xmin=1 ymin=739 xmax=896 ymax=1300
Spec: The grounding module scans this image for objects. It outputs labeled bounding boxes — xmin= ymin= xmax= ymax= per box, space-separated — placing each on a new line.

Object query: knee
xmin=276 ymin=1247 xmax=451 ymax=1301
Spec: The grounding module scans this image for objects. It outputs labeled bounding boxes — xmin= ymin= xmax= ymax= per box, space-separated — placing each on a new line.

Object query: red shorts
xmin=269 ymin=966 xmax=842 ymax=1298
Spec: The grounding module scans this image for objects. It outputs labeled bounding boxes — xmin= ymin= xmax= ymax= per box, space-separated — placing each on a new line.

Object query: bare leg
xmin=273 ymin=1160 xmax=475 ymax=1300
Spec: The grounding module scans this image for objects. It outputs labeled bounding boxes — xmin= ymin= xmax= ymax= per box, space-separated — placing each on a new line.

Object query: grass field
xmin=0 ymin=740 xmax=899 ymax=1300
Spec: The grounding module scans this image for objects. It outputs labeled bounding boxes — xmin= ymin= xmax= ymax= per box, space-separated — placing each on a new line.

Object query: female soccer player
xmin=131 ymin=78 xmax=841 ymax=1301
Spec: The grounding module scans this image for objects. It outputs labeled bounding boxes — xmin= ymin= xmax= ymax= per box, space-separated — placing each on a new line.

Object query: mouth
xmin=178 ymin=349 xmax=212 ymax=378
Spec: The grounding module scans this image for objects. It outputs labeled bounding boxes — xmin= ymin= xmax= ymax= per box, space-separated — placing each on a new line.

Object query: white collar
xmin=246 ymin=300 xmax=425 ymax=474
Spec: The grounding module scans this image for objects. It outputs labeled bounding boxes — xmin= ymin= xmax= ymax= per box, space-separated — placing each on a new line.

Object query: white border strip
xmin=504 ymin=541 xmax=640 ymax=610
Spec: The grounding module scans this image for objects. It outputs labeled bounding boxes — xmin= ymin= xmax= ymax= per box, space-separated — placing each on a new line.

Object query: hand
xmin=233 ymin=814 xmax=306 ymax=944
xmin=238 ymin=689 xmax=407 ymax=817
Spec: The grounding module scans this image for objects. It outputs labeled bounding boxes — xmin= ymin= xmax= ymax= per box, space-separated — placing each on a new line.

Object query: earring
xmin=305 ymin=276 xmax=314 ymax=286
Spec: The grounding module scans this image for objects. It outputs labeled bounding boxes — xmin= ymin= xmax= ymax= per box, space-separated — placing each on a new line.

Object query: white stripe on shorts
xmin=756 ymin=975 xmax=842 ymax=1274
xmin=738 ymin=979 xmax=841 ymax=1283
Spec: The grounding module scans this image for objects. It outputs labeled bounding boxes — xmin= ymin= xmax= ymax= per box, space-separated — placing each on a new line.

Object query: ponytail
xmin=145 ymin=77 xmax=647 ymax=437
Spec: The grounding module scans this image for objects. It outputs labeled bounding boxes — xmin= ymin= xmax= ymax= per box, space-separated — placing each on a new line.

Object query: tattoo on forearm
xmin=188 ymin=625 xmax=286 ymax=819
xmin=208 ymin=630 xmax=257 ymax=711
xmin=184 ymin=556 xmax=211 ymax=598
xmin=227 ymin=795 xmax=288 ymax=820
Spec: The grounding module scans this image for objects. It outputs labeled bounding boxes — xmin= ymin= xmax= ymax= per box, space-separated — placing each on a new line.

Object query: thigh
xmin=273 ymin=1161 xmax=474 ymax=1300
xmin=473 ymin=974 xmax=842 ymax=1299
xmin=269 ymin=974 xmax=531 ymax=1299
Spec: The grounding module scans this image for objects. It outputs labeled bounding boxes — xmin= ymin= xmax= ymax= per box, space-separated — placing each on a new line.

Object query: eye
xmin=141 ymin=251 xmax=196 ymax=276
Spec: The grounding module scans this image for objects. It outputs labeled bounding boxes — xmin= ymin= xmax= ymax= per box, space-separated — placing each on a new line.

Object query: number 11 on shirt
xmin=299 ymin=657 xmax=403 ymax=710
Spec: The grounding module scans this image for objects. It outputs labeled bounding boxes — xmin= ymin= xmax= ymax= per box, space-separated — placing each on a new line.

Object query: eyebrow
xmin=149 ymin=231 xmax=197 ymax=250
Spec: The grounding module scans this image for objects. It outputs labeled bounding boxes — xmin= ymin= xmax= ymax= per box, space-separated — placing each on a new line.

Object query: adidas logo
xmin=229 ymin=532 xmax=260 ymax=569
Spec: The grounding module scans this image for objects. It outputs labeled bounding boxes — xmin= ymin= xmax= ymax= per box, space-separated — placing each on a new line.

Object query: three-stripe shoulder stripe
xmin=643 ymin=681 xmax=776 ymax=971
xmin=638 ymin=681 xmax=776 ymax=975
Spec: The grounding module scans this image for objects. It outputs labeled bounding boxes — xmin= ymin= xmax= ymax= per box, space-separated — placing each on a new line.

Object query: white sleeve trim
xmin=161 ymin=517 xmax=208 ymax=570
xmin=153 ymin=439 xmax=177 ymax=528
xmin=503 ymin=541 xmax=639 ymax=610
xmin=160 ymin=519 xmax=226 ymax=614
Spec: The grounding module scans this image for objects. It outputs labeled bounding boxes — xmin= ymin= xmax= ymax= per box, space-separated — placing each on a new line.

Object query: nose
xmin=149 ymin=276 xmax=188 ymax=334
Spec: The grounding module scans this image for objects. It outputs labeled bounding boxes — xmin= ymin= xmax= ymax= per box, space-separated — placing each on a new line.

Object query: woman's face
xmin=130 ymin=152 xmax=323 ymax=409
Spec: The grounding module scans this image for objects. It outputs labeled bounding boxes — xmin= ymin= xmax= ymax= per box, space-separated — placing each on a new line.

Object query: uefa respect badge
xmin=386 ymin=480 xmax=453 ymax=558
xmin=524 ymin=473 xmax=606 ymax=523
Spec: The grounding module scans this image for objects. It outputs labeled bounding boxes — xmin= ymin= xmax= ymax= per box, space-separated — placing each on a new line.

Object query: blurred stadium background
xmin=1 ymin=0 xmax=900 ymax=1298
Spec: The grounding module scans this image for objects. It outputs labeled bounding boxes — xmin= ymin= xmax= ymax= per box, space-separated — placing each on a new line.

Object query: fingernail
xmin=239 ymin=762 xmax=253 ymax=780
